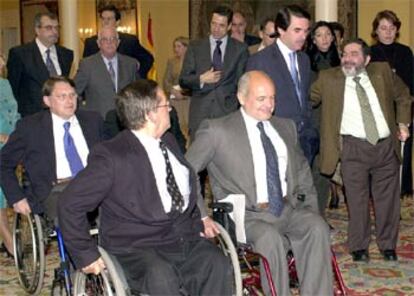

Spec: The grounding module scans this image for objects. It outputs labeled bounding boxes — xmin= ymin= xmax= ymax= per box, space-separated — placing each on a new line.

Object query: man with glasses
xmin=83 ymin=4 xmax=154 ymax=78
xmin=58 ymin=80 xmax=232 ymax=295
xmin=0 ymin=76 xmax=104 ymax=221
xmin=75 ymin=26 xmax=139 ymax=118
xmin=7 ymin=12 xmax=73 ymax=117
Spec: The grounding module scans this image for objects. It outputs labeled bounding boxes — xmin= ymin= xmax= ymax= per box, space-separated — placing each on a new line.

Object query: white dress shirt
xmin=276 ymin=38 xmax=301 ymax=82
xmin=209 ymin=35 xmax=228 ymax=62
xmin=132 ymin=130 xmax=190 ymax=213
xmin=52 ymin=113 xmax=89 ymax=179
xmin=340 ymin=71 xmax=390 ymax=139
xmin=241 ymin=108 xmax=288 ymax=203
xmin=36 ymin=38 xmax=62 ymax=75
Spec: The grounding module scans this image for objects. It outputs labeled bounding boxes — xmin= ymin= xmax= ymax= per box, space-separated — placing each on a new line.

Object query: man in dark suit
xmin=311 ymin=39 xmax=411 ymax=262
xmin=246 ymin=5 xmax=318 ymax=165
xmin=7 ymin=12 xmax=73 ymax=117
xmin=179 ymin=5 xmax=249 ymax=140
xmin=0 ymin=76 xmax=104 ymax=217
xmin=58 ymin=80 xmax=232 ymax=295
xmin=82 ymin=4 xmax=153 ymax=78
xmin=75 ymin=26 xmax=139 ymax=118
xmin=186 ymin=71 xmax=332 ymax=296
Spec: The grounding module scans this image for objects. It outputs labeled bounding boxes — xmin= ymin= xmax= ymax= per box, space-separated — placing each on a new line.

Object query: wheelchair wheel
xmin=13 ymin=213 xmax=45 ymax=295
xmin=215 ymin=222 xmax=243 ymax=296
xmin=72 ymin=247 xmax=129 ymax=296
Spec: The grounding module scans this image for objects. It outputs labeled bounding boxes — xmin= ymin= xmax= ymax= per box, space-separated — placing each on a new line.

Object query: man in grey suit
xmin=246 ymin=5 xmax=318 ymax=165
xmin=179 ymin=5 xmax=249 ymax=140
xmin=186 ymin=71 xmax=332 ymax=296
xmin=75 ymin=26 xmax=139 ymax=118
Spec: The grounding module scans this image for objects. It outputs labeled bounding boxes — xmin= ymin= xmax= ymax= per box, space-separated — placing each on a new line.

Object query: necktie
xmin=63 ymin=122 xmax=84 ymax=177
xmin=45 ymin=49 xmax=57 ymax=76
xmin=257 ymin=122 xmax=284 ymax=216
xmin=212 ymin=40 xmax=223 ymax=71
xmin=288 ymin=52 xmax=302 ymax=108
xmin=160 ymin=141 xmax=184 ymax=213
xmin=108 ymin=61 xmax=116 ymax=91
xmin=353 ymin=76 xmax=380 ymax=145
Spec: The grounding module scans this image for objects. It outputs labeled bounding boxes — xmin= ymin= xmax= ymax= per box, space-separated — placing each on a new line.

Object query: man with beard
xmin=311 ymin=38 xmax=411 ymax=262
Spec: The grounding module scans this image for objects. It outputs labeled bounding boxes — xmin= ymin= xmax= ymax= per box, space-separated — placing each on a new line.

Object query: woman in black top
xmin=306 ymin=21 xmax=342 ymax=214
xmin=371 ymin=10 xmax=413 ymax=196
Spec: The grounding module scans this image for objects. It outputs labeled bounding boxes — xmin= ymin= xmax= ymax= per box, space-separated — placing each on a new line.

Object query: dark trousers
xmin=341 ymin=136 xmax=400 ymax=252
xmin=113 ymin=238 xmax=233 ymax=296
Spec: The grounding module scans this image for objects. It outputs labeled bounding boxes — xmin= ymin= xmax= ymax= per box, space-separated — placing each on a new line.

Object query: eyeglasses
xmin=156 ymin=102 xmax=172 ymax=111
xmin=52 ymin=93 xmax=78 ymax=102
xmin=99 ymin=37 xmax=119 ymax=44
xmin=39 ymin=25 xmax=60 ymax=31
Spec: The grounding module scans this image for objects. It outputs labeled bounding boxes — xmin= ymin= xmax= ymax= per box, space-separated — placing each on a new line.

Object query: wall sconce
xmin=79 ymin=28 xmax=94 ymax=42
xmin=117 ymin=26 xmax=132 ymax=34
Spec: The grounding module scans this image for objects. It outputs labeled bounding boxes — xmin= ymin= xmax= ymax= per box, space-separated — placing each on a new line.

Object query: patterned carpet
xmin=0 ymin=198 xmax=413 ymax=295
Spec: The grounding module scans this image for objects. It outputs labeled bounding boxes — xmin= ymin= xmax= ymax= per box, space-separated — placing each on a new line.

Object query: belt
xmin=52 ymin=177 xmax=72 ymax=186
xmin=256 ymin=202 xmax=269 ymax=209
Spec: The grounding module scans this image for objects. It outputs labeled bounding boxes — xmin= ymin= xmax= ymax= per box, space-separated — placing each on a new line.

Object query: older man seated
xmin=58 ymin=79 xmax=232 ymax=295
xmin=186 ymin=71 xmax=333 ymax=296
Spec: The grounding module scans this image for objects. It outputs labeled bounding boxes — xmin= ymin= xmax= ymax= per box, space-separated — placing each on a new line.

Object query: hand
xmin=82 ymin=257 xmax=106 ymax=275
xmin=170 ymin=88 xmax=184 ymax=100
xmin=398 ymin=125 xmax=410 ymax=142
xmin=0 ymin=134 xmax=9 ymax=144
xmin=200 ymin=216 xmax=220 ymax=238
xmin=13 ymin=198 xmax=31 ymax=215
xmin=200 ymin=67 xmax=221 ymax=84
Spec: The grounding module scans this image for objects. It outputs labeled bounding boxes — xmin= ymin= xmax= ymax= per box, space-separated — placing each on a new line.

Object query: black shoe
xmin=0 ymin=242 xmax=14 ymax=259
xmin=381 ymin=249 xmax=398 ymax=261
xmin=351 ymin=249 xmax=369 ymax=262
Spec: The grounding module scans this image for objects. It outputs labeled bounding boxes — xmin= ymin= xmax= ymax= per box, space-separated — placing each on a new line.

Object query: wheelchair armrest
xmin=209 ymin=202 xmax=233 ymax=213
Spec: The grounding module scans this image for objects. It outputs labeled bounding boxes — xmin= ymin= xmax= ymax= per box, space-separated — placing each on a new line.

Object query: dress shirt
xmin=276 ymin=38 xmax=301 ymax=82
xmin=209 ymin=35 xmax=228 ymax=62
xmin=132 ymin=130 xmax=190 ymax=213
xmin=241 ymin=108 xmax=288 ymax=203
xmin=51 ymin=113 xmax=89 ymax=179
xmin=35 ymin=38 xmax=62 ymax=75
xmin=102 ymin=54 xmax=118 ymax=92
xmin=340 ymin=71 xmax=390 ymax=139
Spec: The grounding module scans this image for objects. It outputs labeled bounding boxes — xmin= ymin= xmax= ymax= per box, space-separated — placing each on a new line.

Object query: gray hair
xmin=34 ymin=12 xmax=58 ymax=28
xmin=116 ymin=80 xmax=160 ymax=130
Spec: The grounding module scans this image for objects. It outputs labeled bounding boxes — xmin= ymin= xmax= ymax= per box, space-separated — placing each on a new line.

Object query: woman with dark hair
xmin=306 ymin=21 xmax=342 ymax=214
xmin=371 ymin=10 xmax=413 ymax=197
xmin=306 ymin=21 xmax=341 ymax=76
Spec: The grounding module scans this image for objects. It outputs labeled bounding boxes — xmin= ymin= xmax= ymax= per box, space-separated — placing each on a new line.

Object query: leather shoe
xmin=351 ymin=249 xmax=369 ymax=262
xmin=381 ymin=249 xmax=398 ymax=261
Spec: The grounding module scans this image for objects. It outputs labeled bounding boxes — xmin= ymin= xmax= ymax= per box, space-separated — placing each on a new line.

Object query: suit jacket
xmin=186 ymin=110 xmax=318 ymax=218
xmin=82 ymin=32 xmax=154 ymax=78
xmin=0 ymin=110 xmax=105 ymax=214
xmin=75 ymin=52 xmax=139 ymax=117
xmin=246 ymin=42 xmax=318 ymax=163
xmin=58 ymin=131 xmax=203 ymax=269
xmin=179 ymin=36 xmax=249 ymax=137
xmin=7 ymin=41 xmax=73 ymax=117
xmin=311 ymin=62 xmax=412 ymax=175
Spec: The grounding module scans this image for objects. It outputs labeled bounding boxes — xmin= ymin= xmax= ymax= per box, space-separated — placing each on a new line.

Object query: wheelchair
xmin=211 ymin=195 xmax=348 ymax=296
xmin=72 ymin=221 xmax=243 ymax=296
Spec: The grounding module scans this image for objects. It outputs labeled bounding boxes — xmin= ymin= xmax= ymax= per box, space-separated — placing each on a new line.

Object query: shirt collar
xmin=36 ymin=38 xmax=56 ymax=55
xmin=276 ymin=38 xmax=295 ymax=55
xmin=51 ymin=112 xmax=78 ymax=126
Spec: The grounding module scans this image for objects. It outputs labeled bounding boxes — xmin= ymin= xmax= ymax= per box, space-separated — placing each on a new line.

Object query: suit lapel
xmin=56 ymin=46 xmax=68 ymax=75
xmin=76 ymin=112 xmax=93 ymax=149
xmin=273 ymin=44 xmax=297 ymax=93
xmin=200 ymin=38 xmax=213 ymax=70
xmin=222 ymin=37 xmax=234 ymax=75
xmin=41 ymin=111 xmax=57 ymax=181
xmin=96 ymin=54 xmax=115 ymax=89
xmin=29 ymin=41 xmax=49 ymax=84
xmin=366 ymin=66 xmax=388 ymax=120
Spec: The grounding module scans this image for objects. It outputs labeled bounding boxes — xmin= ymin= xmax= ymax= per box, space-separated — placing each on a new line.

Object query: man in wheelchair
xmin=186 ymin=71 xmax=333 ymax=295
xmin=0 ymin=76 xmax=105 ymax=222
xmin=58 ymin=79 xmax=233 ymax=295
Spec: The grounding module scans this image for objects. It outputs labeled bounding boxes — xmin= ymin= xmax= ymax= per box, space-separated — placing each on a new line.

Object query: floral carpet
xmin=0 ymin=198 xmax=413 ymax=295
